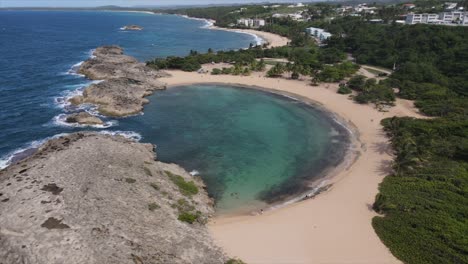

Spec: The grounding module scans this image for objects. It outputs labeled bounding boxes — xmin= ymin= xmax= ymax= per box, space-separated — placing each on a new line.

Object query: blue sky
xmin=1 ymin=0 xmax=308 ymax=7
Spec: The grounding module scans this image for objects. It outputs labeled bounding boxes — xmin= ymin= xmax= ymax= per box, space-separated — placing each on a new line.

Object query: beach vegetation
xmin=266 ymin=63 xmax=286 ymax=77
xmin=165 ymin=170 xmax=199 ymax=197
xmin=225 ymin=259 xmax=246 ymax=264
xmin=148 ymin=203 xmax=160 ymax=211
xmin=337 ymin=84 xmax=352 ymax=95
xmin=374 ymin=116 xmax=468 ymax=264
xmin=178 ymin=211 xmax=200 ymax=224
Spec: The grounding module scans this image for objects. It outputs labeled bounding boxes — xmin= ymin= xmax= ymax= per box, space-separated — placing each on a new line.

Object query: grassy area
xmin=165 ymin=171 xmax=199 ymax=197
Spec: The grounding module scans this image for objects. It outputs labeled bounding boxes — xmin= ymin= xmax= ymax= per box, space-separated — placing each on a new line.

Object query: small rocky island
xmin=70 ymin=46 xmax=168 ymax=117
xmin=122 ymin=25 xmax=143 ymax=31
xmin=65 ymin=112 xmax=104 ymax=126
xmin=0 ymin=133 xmax=226 ymax=263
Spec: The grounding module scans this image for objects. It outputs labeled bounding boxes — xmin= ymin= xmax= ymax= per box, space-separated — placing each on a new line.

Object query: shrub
xmin=148 ymin=203 xmax=160 ymax=211
xmin=211 ymin=68 xmax=222 ymax=75
xmin=165 ymin=171 xmax=199 ymax=196
xmin=178 ymin=212 xmax=199 ymax=224
xmin=225 ymin=259 xmax=246 ymax=264
xmin=337 ymin=85 xmax=352 ymax=94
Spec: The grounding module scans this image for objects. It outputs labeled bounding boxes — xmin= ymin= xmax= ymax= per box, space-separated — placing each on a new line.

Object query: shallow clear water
xmin=119 ymin=85 xmax=349 ymax=212
xmin=0 ymin=11 xmax=349 ymax=212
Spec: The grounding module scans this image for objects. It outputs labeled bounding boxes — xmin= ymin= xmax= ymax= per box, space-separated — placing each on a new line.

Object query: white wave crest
xmin=51 ymin=114 xmax=117 ymax=129
xmin=189 ymin=170 xmax=200 ymax=176
xmin=99 ymin=130 xmax=142 ymax=141
xmin=0 ymin=133 xmax=70 ymax=170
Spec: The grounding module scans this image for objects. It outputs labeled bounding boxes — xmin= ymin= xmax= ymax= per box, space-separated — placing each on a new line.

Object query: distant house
xmin=306 ymin=27 xmax=332 ymax=41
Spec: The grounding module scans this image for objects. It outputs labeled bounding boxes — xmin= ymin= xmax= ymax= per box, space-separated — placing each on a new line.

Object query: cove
xmin=118 ymin=84 xmax=350 ymax=213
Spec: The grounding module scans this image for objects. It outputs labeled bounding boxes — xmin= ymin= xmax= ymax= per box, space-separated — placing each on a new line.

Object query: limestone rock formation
xmin=0 ymin=133 xmax=226 ymax=264
xmin=70 ymin=46 xmax=170 ymax=117
xmin=65 ymin=112 xmax=104 ymax=125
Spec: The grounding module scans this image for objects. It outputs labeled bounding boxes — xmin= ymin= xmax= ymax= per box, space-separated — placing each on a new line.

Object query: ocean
xmin=0 ymin=11 xmax=349 ymax=212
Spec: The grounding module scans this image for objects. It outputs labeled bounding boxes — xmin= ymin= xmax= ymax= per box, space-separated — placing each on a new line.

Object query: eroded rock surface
xmin=70 ymin=46 xmax=169 ymax=117
xmin=65 ymin=112 xmax=104 ymax=125
xmin=0 ymin=133 xmax=225 ymax=264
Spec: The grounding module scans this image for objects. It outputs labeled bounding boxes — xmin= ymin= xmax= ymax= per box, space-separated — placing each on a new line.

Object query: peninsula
xmin=0 ymin=132 xmax=227 ymax=263
xmin=70 ymin=46 xmax=168 ymax=117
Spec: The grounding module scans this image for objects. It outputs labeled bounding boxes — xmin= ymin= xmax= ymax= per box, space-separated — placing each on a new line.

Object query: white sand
xmin=159 ymin=68 xmax=424 ymax=263
xmin=210 ymin=26 xmax=290 ymax=48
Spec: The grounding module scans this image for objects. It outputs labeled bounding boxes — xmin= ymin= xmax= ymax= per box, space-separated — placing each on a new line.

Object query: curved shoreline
xmin=159 ymin=69 xmax=424 ymax=263
xmin=166 ymin=82 xmax=360 ymax=216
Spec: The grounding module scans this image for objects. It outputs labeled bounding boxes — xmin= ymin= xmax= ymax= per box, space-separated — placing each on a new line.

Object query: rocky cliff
xmin=70 ymin=46 xmax=169 ymax=117
xmin=0 ymin=133 xmax=226 ymax=264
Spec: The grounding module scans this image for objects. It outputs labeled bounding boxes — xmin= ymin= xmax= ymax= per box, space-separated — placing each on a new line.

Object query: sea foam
xmin=0 ymin=133 xmax=70 ymax=170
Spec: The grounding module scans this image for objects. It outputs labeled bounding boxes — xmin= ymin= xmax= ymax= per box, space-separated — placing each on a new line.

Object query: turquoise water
xmin=0 ymin=11 xmax=349 ymax=212
xmin=119 ymin=85 xmax=349 ymax=212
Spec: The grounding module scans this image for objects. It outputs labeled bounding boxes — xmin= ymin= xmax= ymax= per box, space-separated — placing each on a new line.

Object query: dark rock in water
xmin=65 ymin=112 xmax=104 ymax=125
xmin=0 ymin=133 xmax=226 ymax=264
xmin=123 ymin=25 xmax=143 ymax=31
xmin=70 ymin=46 xmax=169 ymax=117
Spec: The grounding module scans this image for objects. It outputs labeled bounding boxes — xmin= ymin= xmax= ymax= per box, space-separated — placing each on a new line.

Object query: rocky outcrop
xmin=123 ymin=25 xmax=143 ymax=31
xmin=65 ymin=112 xmax=104 ymax=126
xmin=70 ymin=46 xmax=170 ymax=117
xmin=0 ymin=133 xmax=226 ymax=264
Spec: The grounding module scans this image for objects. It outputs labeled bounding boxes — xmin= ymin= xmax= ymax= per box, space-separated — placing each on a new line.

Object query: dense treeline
xmin=374 ymin=116 xmax=468 ymax=264
xmin=147 ymin=45 xmax=355 ymax=81
xmin=324 ymin=19 xmax=468 ymax=116
xmin=319 ymin=17 xmax=468 ymax=264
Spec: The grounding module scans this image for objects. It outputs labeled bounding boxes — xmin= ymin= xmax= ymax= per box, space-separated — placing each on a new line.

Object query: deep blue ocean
xmin=0 ymin=11 xmax=348 ymax=212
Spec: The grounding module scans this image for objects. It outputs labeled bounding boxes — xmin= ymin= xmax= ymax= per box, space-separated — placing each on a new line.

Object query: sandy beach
xmin=210 ymin=26 xmax=290 ymax=48
xmin=159 ymin=68 xmax=424 ymax=263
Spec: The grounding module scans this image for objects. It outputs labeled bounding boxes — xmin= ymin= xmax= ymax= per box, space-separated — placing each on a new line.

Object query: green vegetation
xmin=165 ymin=170 xmax=199 ymax=197
xmin=374 ymin=116 xmax=468 ymax=264
xmin=337 ymin=84 xmax=352 ymax=95
xmin=316 ymin=61 xmax=360 ymax=82
xmin=225 ymin=259 xmax=246 ymax=264
xmin=125 ymin=178 xmax=136 ymax=184
xmin=178 ymin=211 xmax=200 ymax=224
xmin=148 ymin=203 xmax=160 ymax=211
xmin=174 ymin=198 xmax=202 ymax=224
xmin=324 ymin=19 xmax=468 ymax=116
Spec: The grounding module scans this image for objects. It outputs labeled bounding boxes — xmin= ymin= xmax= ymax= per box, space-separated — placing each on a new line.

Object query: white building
xmin=306 ymin=27 xmax=332 ymax=41
xmin=405 ymin=13 xmax=439 ymax=24
xmin=406 ymin=11 xmax=468 ymax=25
xmin=439 ymin=11 xmax=468 ymax=24
xmin=236 ymin=18 xmax=266 ymax=28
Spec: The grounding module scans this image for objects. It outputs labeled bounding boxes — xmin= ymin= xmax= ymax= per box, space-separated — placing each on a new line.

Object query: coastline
xmin=167 ymin=82 xmax=361 ymax=216
xmin=175 ymin=14 xmax=290 ymax=48
xmin=159 ymin=69 xmax=424 ymax=263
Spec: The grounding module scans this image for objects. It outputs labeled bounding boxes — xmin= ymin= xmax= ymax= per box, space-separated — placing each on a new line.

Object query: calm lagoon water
xmin=0 ymin=11 xmax=349 ymax=212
